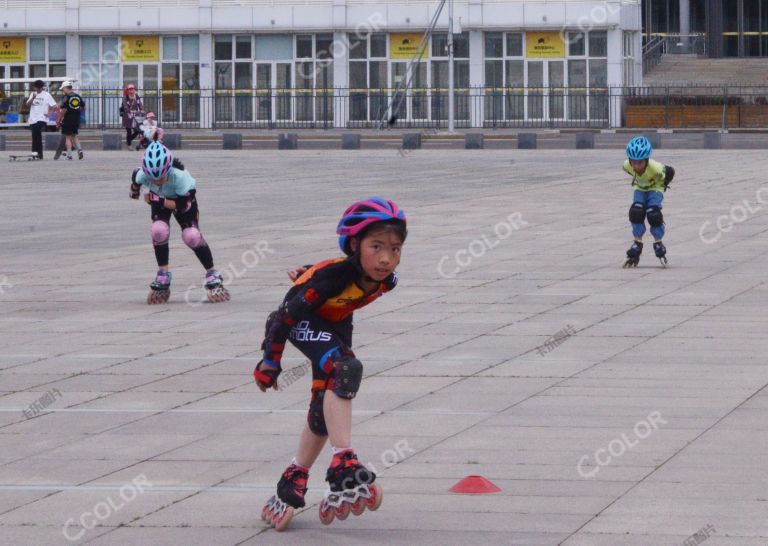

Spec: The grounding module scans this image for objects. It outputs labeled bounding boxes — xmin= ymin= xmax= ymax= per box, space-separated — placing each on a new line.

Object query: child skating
xmin=254 ymin=198 xmax=407 ymax=531
xmin=129 ymin=136 xmax=230 ymax=304
xmin=623 ymin=136 xmax=675 ymax=268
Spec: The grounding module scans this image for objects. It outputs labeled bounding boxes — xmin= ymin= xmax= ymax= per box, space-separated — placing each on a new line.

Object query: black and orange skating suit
xmin=259 ymin=256 xmax=397 ymax=436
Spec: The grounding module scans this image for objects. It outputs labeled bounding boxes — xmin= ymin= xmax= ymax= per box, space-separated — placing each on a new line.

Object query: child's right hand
xmin=254 ymin=360 xmax=281 ymax=392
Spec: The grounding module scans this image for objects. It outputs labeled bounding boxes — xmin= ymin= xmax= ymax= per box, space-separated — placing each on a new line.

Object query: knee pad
xmin=331 ymin=356 xmax=363 ymax=400
xmin=629 ymin=203 xmax=646 ymax=225
xmin=151 ymin=221 xmax=170 ymax=246
xmin=181 ymin=227 xmax=205 ymax=248
xmin=307 ymin=391 xmax=328 ymax=436
xmin=646 ymin=207 xmax=664 ymax=228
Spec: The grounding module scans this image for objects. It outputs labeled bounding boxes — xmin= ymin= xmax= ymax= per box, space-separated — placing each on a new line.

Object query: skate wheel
xmin=335 ymin=501 xmax=351 ymax=520
xmin=261 ymin=504 xmax=269 ymax=522
xmin=319 ymin=504 xmax=335 ymax=525
xmin=351 ymin=496 xmax=366 ymax=515
xmin=273 ymin=506 xmax=293 ymax=532
xmin=366 ymin=483 xmax=383 ymax=511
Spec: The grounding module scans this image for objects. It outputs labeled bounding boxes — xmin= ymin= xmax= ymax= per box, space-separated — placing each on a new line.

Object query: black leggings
xmin=126 ymin=127 xmax=141 ymax=145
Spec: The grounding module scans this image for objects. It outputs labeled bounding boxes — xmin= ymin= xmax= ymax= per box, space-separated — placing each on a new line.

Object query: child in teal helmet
xmin=623 ymin=136 xmax=676 ymax=268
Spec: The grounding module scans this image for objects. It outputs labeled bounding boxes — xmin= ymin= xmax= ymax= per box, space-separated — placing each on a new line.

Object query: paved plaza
xmin=1 ymin=149 xmax=767 ymax=545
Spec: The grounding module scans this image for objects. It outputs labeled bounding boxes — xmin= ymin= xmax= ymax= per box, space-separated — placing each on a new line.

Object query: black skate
xmin=653 ymin=241 xmax=668 ymax=267
xmin=147 ymin=270 xmax=171 ymax=304
xmin=623 ymin=241 xmax=643 ymax=268
xmin=261 ymin=464 xmax=308 ymax=532
xmin=319 ymin=450 xmax=382 ymax=525
xmin=205 ymin=270 xmax=230 ymax=303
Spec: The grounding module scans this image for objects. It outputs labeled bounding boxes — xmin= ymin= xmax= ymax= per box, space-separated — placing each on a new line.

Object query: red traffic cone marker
xmin=449 ymin=475 xmax=501 ymax=494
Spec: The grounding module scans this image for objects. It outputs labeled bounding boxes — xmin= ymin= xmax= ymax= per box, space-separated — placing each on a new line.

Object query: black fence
xmin=2 ymin=85 xmax=768 ymax=130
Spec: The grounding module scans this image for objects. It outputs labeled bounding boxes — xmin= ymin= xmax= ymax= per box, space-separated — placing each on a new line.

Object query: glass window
xmin=316 ymin=34 xmax=334 ymax=59
xmin=349 ymin=62 xmax=367 ymax=88
xmin=349 ymin=34 xmax=367 ymax=59
xmin=370 ymin=60 xmax=387 ymax=87
xmin=568 ymin=32 xmax=585 ymax=56
xmin=182 ymin=63 xmax=200 ymax=89
xmin=49 ymin=37 xmax=66 ymax=61
xmin=235 ymin=36 xmax=252 ymax=59
xmin=589 ymin=59 xmax=607 ymax=87
xmin=30 ymin=38 xmax=46 ymax=62
xmin=296 ymin=35 xmax=313 ymax=58
xmin=588 ymin=31 xmax=607 ymax=57
xmin=214 ymin=35 xmax=233 ymax=60
xmin=568 ymin=59 xmax=587 ymax=87
xmin=30 ymin=64 xmax=47 ymax=78
xmin=255 ymin=35 xmax=293 ymax=60
xmin=453 ymin=32 xmax=469 ymax=58
xmin=182 ymin=36 xmax=199 ymax=61
xmin=163 ymin=37 xmax=179 ymax=61
xmin=505 ymin=60 xmax=524 ymax=87
xmin=102 ymin=63 xmax=119 ymax=89
xmin=433 ymin=33 xmax=448 ymax=57
xmin=81 ymin=36 xmax=100 ymax=62
xmin=370 ymin=33 xmax=387 ymax=57
xmin=485 ymin=32 xmax=503 ymax=57
xmin=49 ymin=64 xmax=66 ymax=78
xmin=103 ymin=37 xmax=119 ymax=60
xmin=506 ymin=33 xmax=523 ymax=56
xmin=234 ymin=62 xmax=252 ymax=88
xmin=215 ymin=62 xmax=232 ymax=88
xmin=484 ymin=60 xmax=503 ymax=87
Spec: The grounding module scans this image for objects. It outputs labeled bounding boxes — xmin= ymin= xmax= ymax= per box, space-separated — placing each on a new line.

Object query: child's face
xmin=630 ymin=159 xmax=648 ymax=175
xmin=154 ymin=175 xmax=168 ymax=186
xmin=354 ymin=230 xmax=403 ymax=282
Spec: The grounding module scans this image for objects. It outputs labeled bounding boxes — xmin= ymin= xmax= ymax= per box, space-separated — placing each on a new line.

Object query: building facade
xmin=1 ymin=0 xmax=643 ymax=128
xmin=644 ymin=0 xmax=768 ymax=57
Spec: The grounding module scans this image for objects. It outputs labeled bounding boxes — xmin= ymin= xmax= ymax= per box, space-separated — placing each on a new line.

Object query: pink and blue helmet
xmin=336 ymin=197 xmax=406 ymax=255
xmin=142 ymin=141 xmax=172 ymax=180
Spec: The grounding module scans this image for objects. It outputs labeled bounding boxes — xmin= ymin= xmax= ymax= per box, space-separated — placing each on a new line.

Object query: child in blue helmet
xmin=623 ymin=136 xmax=676 ymax=267
xmin=254 ymin=198 xmax=406 ymax=531
xmin=129 ymin=136 xmax=230 ymax=303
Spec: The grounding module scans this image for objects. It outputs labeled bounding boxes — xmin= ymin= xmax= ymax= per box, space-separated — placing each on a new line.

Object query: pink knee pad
xmin=182 ymin=227 xmax=205 ymax=248
xmin=151 ymin=221 xmax=170 ymax=246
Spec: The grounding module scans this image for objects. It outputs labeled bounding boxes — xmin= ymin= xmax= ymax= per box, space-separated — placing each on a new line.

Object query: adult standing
xmin=25 ymin=80 xmax=57 ymax=159
xmin=55 ymin=81 xmax=85 ymax=160
xmin=121 ymin=84 xmax=144 ymax=148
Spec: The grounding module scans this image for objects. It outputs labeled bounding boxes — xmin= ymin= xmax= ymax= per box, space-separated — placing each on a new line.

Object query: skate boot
xmin=318 ymin=450 xmax=382 ymax=525
xmin=204 ymin=270 xmax=230 ymax=303
xmin=623 ymin=241 xmax=643 ymax=268
xmin=261 ymin=463 xmax=308 ymax=532
xmin=653 ymin=241 xmax=668 ymax=267
xmin=78 ymin=150 xmax=84 ymax=160
xmin=147 ymin=270 xmax=172 ymax=304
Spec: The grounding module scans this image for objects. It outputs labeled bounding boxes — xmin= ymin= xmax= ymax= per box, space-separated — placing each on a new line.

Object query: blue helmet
xmin=626 ymin=136 xmax=652 ymax=161
xmin=142 ymin=141 xmax=173 ymax=180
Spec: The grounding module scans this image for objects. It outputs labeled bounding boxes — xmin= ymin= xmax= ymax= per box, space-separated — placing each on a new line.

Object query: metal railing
xmin=643 ymin=33 xmax=708 ymax=75
xmin=2 ymin=86 xmax=768 ymax=130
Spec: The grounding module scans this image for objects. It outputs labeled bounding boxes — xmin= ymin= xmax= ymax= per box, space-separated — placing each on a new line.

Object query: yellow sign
xmin=390 ymin=33 xmax=429 ymax=59
xmin=0 ymin=37 xmax=26 ymax=63
xmin=121 ymin=36 xmax=160 ymax=62
xmin=526 ymin=32 xmax=565 ymax=58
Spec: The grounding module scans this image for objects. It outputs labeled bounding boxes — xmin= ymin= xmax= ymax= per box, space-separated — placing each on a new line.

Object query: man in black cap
xmin=25 ymin=80 xmax=57 ymax=159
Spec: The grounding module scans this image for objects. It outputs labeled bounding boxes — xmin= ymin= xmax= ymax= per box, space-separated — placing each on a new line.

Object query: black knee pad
xmin=646 ymin=206 xmax=664 ymax=228
xmin=332 ymin=356 xmax=363 ymax=400
xmin=629 ymin=203 xmax=646 ymax=224
xmin=307 ymin=391 xmax=328 ymax=436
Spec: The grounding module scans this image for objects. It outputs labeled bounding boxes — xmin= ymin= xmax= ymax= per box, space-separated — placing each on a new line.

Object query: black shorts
xmin=61 ymin=122 xmax=80 ymax=135
xmin=150 ymin=190 xmax=199 ymax=229
xmin=287 ymin=314 xmax=354 ymax=437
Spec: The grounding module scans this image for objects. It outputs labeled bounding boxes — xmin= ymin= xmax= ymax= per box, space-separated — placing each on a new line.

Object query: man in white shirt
xmin=25 ymin=80 xmax=57 ymax=159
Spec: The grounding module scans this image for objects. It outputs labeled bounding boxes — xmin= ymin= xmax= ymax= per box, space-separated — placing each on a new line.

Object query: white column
xmin=66 ymin=0 xmax=79 ymax=81
xmin=199 ymin=32 xmax=213 ymax=129
xmin=607 ymin=28 xmax=623 ymax=128
xmin=468 ymin=30 xmax=483 ymax=128
xmin=333 ymin=31 xmax=349 ymax=129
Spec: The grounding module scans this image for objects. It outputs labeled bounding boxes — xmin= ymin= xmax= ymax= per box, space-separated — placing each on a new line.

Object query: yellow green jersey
xmin=623 ymin=158 xmax=668 ymax=192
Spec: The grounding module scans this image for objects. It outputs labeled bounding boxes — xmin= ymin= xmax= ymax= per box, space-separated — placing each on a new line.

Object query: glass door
xmin=275 ymin=62 xmax=292 ymax=121
xmin=255 ymin=62 xmax=272 ymax=122
xmin=526 ymin=61 xmax=544 ymax=120
xmin=391 ymin=61 xmax=427 ymax=123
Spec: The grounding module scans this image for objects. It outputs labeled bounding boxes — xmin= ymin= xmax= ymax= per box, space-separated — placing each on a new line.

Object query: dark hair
xmin=357 ymin=219 xmax=407 ymax=246
xmin=172 ymin=157 xmax=185 ymax=171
